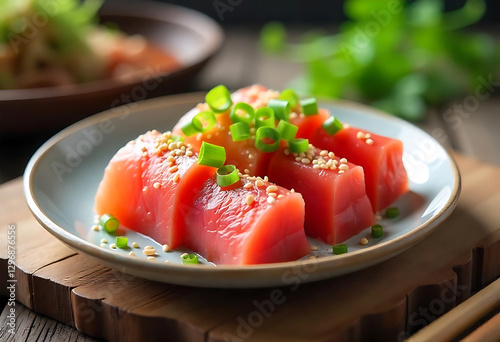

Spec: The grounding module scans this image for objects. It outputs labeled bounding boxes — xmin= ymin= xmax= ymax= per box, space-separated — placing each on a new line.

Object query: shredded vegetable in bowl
xmin=0 ymin=0 xmax=180 ymax=89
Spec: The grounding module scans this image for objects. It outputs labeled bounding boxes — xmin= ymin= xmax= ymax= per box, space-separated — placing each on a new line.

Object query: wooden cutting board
xmin=0 ymin=153 xmax=499 ymax=342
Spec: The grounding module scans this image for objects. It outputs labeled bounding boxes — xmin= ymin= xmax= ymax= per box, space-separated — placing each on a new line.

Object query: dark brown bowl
xmin=0 ymin=0 xmax=223 ymax=134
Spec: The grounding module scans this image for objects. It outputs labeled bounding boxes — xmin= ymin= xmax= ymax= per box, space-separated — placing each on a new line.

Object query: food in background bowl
xmin=0 ymin=0 xmax=180 ymax=89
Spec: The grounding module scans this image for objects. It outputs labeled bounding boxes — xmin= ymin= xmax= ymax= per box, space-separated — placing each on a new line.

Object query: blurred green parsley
xmin=260 ymin=0 xmax=500 ymax=121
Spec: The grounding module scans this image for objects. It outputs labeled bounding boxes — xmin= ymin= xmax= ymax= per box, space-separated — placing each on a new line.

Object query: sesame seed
xmin=299 ymin=152 xmax=306 ymax=158
xmin=284 ymin=149 xmax=290 ymax=155
xmin=129 ymin=251 xmax=136 ymax=256
xmin=92 ymin=225 xmax=100 ymax=231
xmin=177 ymin=142 xmax=184 ymax=149
xmin=248 ymin=154 xmax=254 ymax=159
xmin=141 ymin=146 xmax=147 ymax=152
xmin=301 ymin=158 xmax=311 ymax=164
xmin=321 ymin=164 xmax=328 ymax=169
xmin=162 ymin=244 xmax=170 ymax=252
xmin=110 ymin=244 xmax=117 ymax=249
xmin=357 ymin=131 xmax=365 ymax=139
xmin=338 ymin=170 xmax=345 ymax=174
xmin=311 ymin=246 xmax=318 ymax=251
xmin=147 ymin=256 xmax=155 ymax=261
xmin=100 ymin=243 xmax=106 ymax=247
xmin=277 ymin=194 xmax=284 ymax=199
xmin=246 ymin=194 xmax=255 ymax=205
xmin=173 ymin=174 xmax=181 ymax=183
xmin=101 ymin=239 xmax=108 ymax=244
xmin=268 ymin=192 xmax=277 ymax=198
xmin=143 ymin=248 xmax=156 ymax=256
xmin=145 ymin=245 xmax=154 ymax=249
xmin=168 ymin=142 xmax=177 ymax=150
xmin=186 ymin=151 xmax=193 ymax=157
xmin=366 ymin=138 xmax=374 ymax=145
xmin=295 ymin=157 xmax=302 ymax=162
xmin=360 ymin=238 xmax=369 ymax=245
xmin=132 ymin=242 xmax=139 ymax=248
xmin=207 ymin=134 xmax=212 ymax=139
xmin=365 ymin=133 xmax=371 ymax=139
xmin=289 ymin=112 xmax=298 ymax=119
xmin=181 ymin=252 xmax=189 ymax=258
xmin=165 ymin=260 xmax=170 ymax=263
xmin=326 ymin=160 xmax=334 ymax=168
xmin=175 ymin=150 xmax=185 ymax=156
xmin=169 ymin=151 xmax=176 ymax=157
xmin=340 ymin=158 xmax=347 ymax=164
xmin=343 ymin=123 xmax=350 ymax=128
xmin=312 ymin=160 xmax=318 ymax=165
xmin=244 ymin=183 xmax=253 ymax=189
xmin=339 ymin=164 xmax=349 ymax=171
xmin=374 ymin=214 xmax=382 ymax=220
xmin=299 ymin=113 xmax=305 ymax=119
xmin=328 ymin=152 xmax=335 ymax=159
xmin=167 ymin=156 xmax=175 ymax=162
xmin=320 ymin=150 xmax=328 ymax=156
xmin=244 ymin=169 xmax=251 ymax=175
xmin=308 ymin=255 xmax=316 ymax=260
xmin=264 ymin=176 xmax=269 ymax=182
xmin=313 ymin=165 xmax=321 ymax=169
xmin=267 ymin=197 xmax=276 ymax=204
xmin=330 ymin=165 xmax=337 ymax=170
xmin=169 ymin=165 xmax=178 ymax=173
xmin=256 ymin=180 xmax=265 ymax=187
xmin=291 ymin=188 xmax=295 ymax=193
xmin=153 ymin=182 xmax=161 ymax=189
xmin=266 ymin=185 xmax=278 ymax=193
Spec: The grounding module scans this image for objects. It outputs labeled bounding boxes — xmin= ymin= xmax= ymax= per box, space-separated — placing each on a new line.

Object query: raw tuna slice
xmin=311 ymin=126 xmax=409 ymax=212
xmin=185 ymin=175 xmax=310 ymax=265
xmin=95 ymin=130 xmax=215 ymax=248
xmin=268 ymin=146 xmax=374 ymax=244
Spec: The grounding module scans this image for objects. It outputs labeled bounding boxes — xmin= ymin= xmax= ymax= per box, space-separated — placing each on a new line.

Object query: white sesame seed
xmin=101 ymin=239 xmax=108 ymax=244
xmin=165 ymin=260 xmax=170 ymax=263
xmin=168 ymin=142 xmax=177 ymax=150
xmin=167 ymin=156 xmax=175 ymax=162
xmin=148 ymin=256 xmax=156 ymax=261
xmin=343 ymin=123 xmax=350 ymax=128
xmin=244 ymin=183 xmax=253 ymax=189
xmin=173 ymin=174 xmax=181 ymax=183
xmin=291 ymin=188 xmax=295 ymax=193
xmin=175 ymin=150 xmax=185 ymax=156
xmin=162 ymin=244 xmax=170 ymax=252
xmin=92 ymin=225 xmax=100 ymax=231
xmin=313 ymin=165 xmax=321 ymax=169
xmin=244 ymin=169 xmax=250 ymax=175
xmin=338 ymin=170 xmax=345 ymax=174
xmin=360 ymin=238 xmax=369 ymax=245
xmin=295 ymin=157 xmax=302 ymax=162
xmin=266 ymin=185 xmax=278 ymax=193
xmin=299 ymin=152 xmax=306 ymax=158
xmin=143 ymin=248 xmax=156 ymax=256
xmin=132 ymin=242 xmax=139 ymax=248
xmin=248 ymin=154 xmax=254 ymax=159
xmin=357 ymin=131 xmax=365 ymax=139
xmin=311 ymin=246 xmax=318 ymax=251
xmin=268 ymin=192 xmax=277 ymax=198
xmin=267 ymin=197 xmax=276 ymax=204
xmin=308 ymin=255 xmax=316 ymax=260
xmin=340 ymin=158 xmax=347 ymax=164
xmin=177 ymin=142 xmax=184 ymax=149
xmin=186 ymin=151 xmax=193 ymax=157
xmin=169 ymin=165 xmax=178 ymax=173
xmin=320 ymin=150 xmax=328 ymax=156
xmin=326 ymin=160 xmax=334 ymax=168
xmin=365 ymin=133 xmax=371 ymax=139
xmin=264 ymin=176 xmax=269 ymax=182
xmin=100 ymin=243 xmax=106 ymax=247
xmin=256 ymin=180 xmax=265 ymax=187
xmin=339 ymin=164 xmax=349 ymax=171
xmin=328 ymin=152 xmax=335 ymax=159
xmin=301 ymin=158 xmax=311 ymax=164
xmin=110 ymin=244 xmax=117 ymax=249
xmin=153 ymin=182 xmax=161 ymax=189
xmin=366 ymin=138 xmax=374 ymax=145
xmin=129 ymin=251 xmax=136 ymax=256
xmin=246 ymin=194 xmax=255 ymax=205
xmin=321 ymin=164 xmax=328 ymax=169
xmin=284 ymin=149 xmax=290 ymax=155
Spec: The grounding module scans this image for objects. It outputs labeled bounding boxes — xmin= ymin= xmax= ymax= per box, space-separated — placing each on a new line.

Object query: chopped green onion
xmin=216 ymin=165 xmax=240 ymax=187
xmin=255 ymin=107 xmax=275 ymax=128
xmin=230 ymin=102 xmax=254 ymax=124
xmin=198 ymin=142 xmax=226 ymax=168
xmin=116 ymin=236 xmax=128 ymax=249
xmin=386 ymin=207 xmax=399 ymax=218
xmin=205 ymin=85 xmax=232 ymax=113
xmin=181 ymin=121 xmax=198 ymax=137
xmin=171 ymin=135 xmax=185 ymax=142
xmin=279 ymin=89 xmax=299 ymax=108
xmin=192 ymin=111 xmax=216 ymax=133
xmin=276 ymin=120 xmax=298 ymax=141
xmin=371 ymin=224 xmax=384 ymax=238
xmin=255 ymin=127 xmax=280 ymax=152
xmin=99 ymin=214 xmax=119 ymax=233
xmin=230 ymin=122 xmax=250 ymax=142
xmin=268 ymin=99 xmax=290 ymax=121
xmin=289 ymin=138 xmax=309 ymax=154
xmin=333 ymin=243 xmax=348 ymax=255
xmin=181 ymin=254 xmax=200 ymax=264
xmin=300 ymin=98 xmax=318 ymax=116
xmin=322 ymin=116 xmax=344 ymax=135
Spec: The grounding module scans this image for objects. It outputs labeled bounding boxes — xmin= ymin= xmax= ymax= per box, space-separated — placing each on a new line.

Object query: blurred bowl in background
xmin=0 ymin=0 xmax=224 ymax=134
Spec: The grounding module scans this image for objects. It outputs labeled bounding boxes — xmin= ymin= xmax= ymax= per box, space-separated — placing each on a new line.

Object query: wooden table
xmin=1 ymin=27 xmax=500 ymax=341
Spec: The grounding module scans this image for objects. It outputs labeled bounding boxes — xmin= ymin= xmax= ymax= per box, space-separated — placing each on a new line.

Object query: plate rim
xmin=23 ymin=92 xmax=461 ymax=288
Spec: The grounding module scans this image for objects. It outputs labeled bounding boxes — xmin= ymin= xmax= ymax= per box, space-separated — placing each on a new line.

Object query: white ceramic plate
xmin=24 ymin=93 xmax=460 ymax=288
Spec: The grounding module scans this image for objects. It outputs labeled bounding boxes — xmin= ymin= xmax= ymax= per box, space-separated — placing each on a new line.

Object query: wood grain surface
xmin=0 ymin=153 xmax=499 ymax=341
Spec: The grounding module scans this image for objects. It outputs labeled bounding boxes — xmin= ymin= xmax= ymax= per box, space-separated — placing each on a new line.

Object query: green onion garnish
xmin=198 ymin=142 xmax=226 ymax=168
xmin=99 ymin=214 xmax=119 ymax=233
xmin=300 ymin=98 xmax=318 ymax=116
xmin=279 ymin=89 xmax=299 ymax=108
xmin=386 ymin=207 xmax=399 ymax=218
xmin=192 ymin=111 xmax=216 ymax=133
xmin=255 ymin=107 xmax=275 ymax=128
xmin=255 ymin=127 xmax=280 ymax=152
xmin=116 ymin=236 xmax=128 ymax=249
xmin=230 ymin=122 xmax=251 ymax=142
xmin=230 ymin=102 xmax=254 ymax=124
xmin=216 ymin=165 xmax=240 ymax=187
xmin=276 ymin=120 xmax=298 ymax=141
xmin=268 ymin=99 xmax=290 ymax=121
xmin=181 ymin=121 xmax=198 ymax=137
xmin=205 ymin=85 xmax=232 ymax=113
xmin=322 ymin=116 xmax=343 ymax=135
xmin=289 ymin=138 xmax=309 ymax=154
xmin=171 ymin=135 xmax=185 ymax=142
xmin=371 ymin=224 xmax=384 ymax=238
xmin=181 ymin=254 xmax=200 ymax=264
xmin=333 ymin=243 xmax=348 ymax=255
